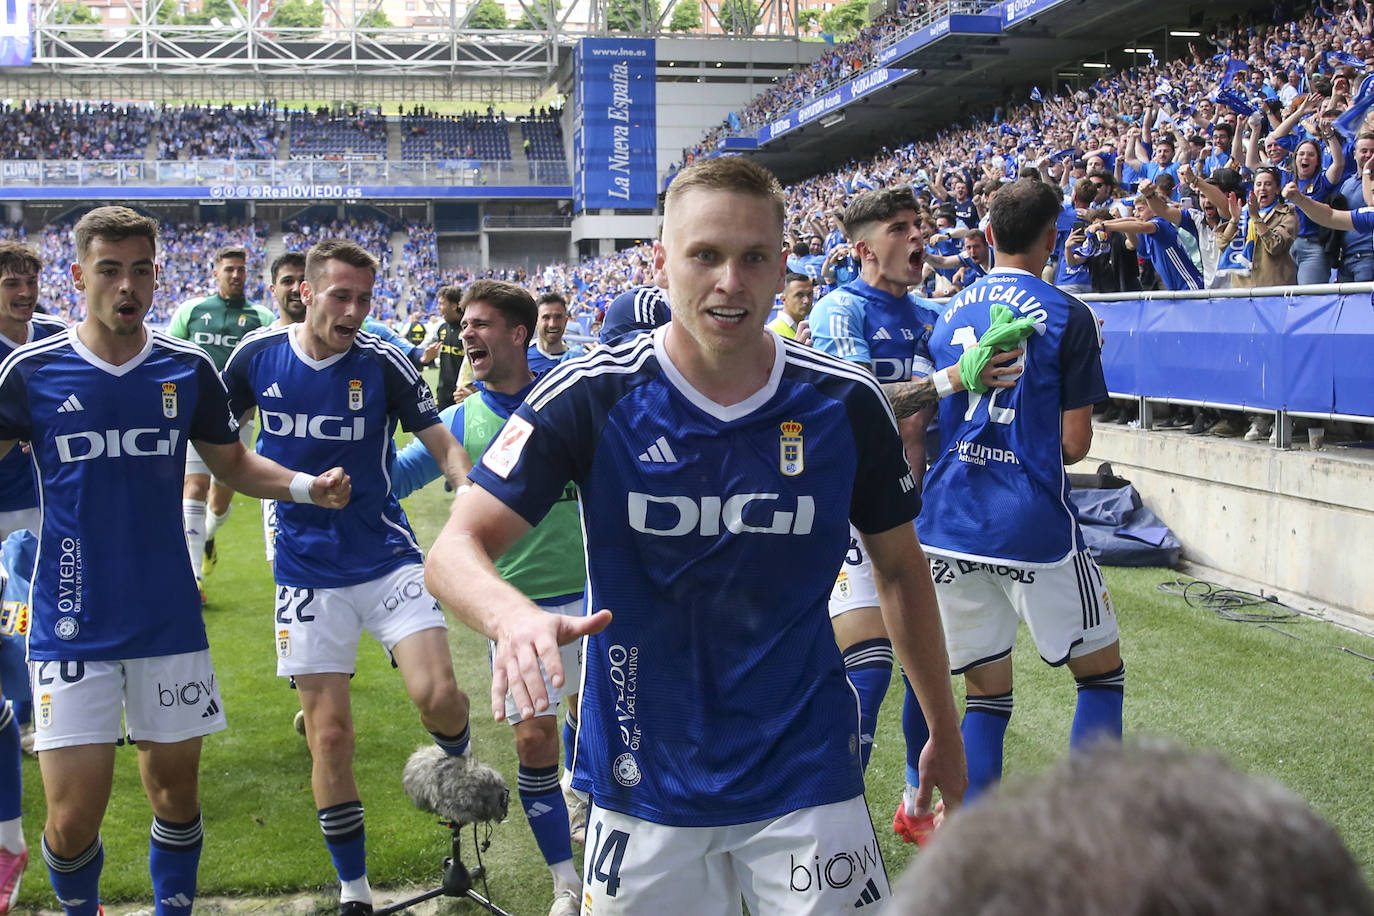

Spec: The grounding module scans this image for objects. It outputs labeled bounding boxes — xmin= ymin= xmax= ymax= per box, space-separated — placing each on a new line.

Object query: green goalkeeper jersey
xmin=167 ymin=294 xmax=275 ymax=370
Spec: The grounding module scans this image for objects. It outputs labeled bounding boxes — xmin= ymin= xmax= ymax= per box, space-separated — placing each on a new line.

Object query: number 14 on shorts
xmin=587 ymin=822 xmax=629 ymax=897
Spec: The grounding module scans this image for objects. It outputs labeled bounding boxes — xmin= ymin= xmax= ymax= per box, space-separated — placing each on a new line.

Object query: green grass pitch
xmin=13 ymin=441 xmax=1374 ymax=912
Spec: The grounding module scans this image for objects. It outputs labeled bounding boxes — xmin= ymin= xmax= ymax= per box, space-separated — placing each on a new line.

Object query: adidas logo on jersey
xmin=261 ymin=383 xmax=282 ymax=398
xmin=201 ymin=698 xmax=221 ymax=719
xmin=871 ymin=327 xmax=892 ymax=340
xmin=637 ymin=436 xmax=678 ymax=464
xmin=853 ymin=878 xmax=883 ymax=908
xmin=56 ymin=394 xmax=85 ymax=413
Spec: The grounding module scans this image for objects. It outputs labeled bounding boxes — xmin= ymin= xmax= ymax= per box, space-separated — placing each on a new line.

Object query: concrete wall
xmin=1085 ymin=426 xmax=1373 ymax=620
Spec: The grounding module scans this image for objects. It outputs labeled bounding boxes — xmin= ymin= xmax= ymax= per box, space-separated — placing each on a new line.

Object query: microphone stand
xmin=372 ymin=819 xmax=516 ymax=916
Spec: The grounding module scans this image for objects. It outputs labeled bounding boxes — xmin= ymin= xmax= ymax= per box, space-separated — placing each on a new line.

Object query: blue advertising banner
xmin=875 ymin=12 xmax=1002 ymax=66
xmin=997 ymin=0 xmax=1071 ymax=29
xmin=756 ymin=66 xmax=915 ymax=143
xmin=1094 ymin=292 xmax=1374 ymax=417
xmin=0 ymin=0 xmax=32 ymax=66
xmin=574 ymin=38 xmax=657 ymax=211
xmin=0 ymin=184 xmax=573 ymax=201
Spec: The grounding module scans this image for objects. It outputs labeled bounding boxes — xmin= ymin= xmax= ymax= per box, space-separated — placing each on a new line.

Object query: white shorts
xmin=186 ymin=417 xmax=255 ymax=480
xmin=0 ymin=507 xmax=40 ymax=540
xmin=491 ymin=596 xmax=584 ymax=725
xmin=273 ymin=563 xmax=446 ymax=677
xmin=261 ymin=498 xmax=278 ymax=564
xmin=30 ymin=649 xmax=227 ymax=751
xmin=829 ymin=524 xmax=878 ymax=618
xmin=582 ymin=795 xmax=888 ymax=914
xmin=930 ymin=550 xmax=1119 ymax=673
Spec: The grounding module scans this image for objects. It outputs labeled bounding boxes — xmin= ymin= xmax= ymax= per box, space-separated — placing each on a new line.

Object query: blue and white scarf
xmin=1215 ymin=201 xmax=1278 ymax=278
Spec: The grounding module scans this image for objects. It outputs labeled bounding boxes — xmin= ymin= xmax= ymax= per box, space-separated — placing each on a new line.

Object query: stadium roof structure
xmin=738 ymin=0 xmax=1268 ymax=183
xmin=9 ymin=0 xmax=820 ymax=101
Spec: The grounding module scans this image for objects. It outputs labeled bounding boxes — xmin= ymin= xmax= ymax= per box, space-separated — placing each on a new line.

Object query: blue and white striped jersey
xmin=918 ymin=268 xmax=1108 ymax=567
xmin=222 ymin=326 xmax=442 ymax=588
xmin=0 ymin=328 xmax=239 ymax=660
xmin=809 ymin=278 xmax=938 ymax=381
xmin=0 ymin=312 xmax=67 ymax=513
xmin=468 ymin=327 xmax=920 ymax=827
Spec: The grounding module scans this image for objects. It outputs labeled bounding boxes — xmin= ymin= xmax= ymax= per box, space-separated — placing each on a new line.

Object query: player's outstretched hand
xmin=310 ymin=467 xmax=352 ymax=508
xmin=915 ymin=731 xmax=968 ymax=818
xmin=491 ymin=607 xmax=612 ymax=722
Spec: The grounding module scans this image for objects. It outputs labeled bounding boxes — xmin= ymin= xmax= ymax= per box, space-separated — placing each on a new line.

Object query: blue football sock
xmin=961 ymin=692 xmax=1013 ymax=803
xmin=842 ymin=638 xmax=893 ymax=770
xmin=318 ymin=801 xmax=367 ymax=883
xmin=562 ymin=710 xmax=578 ymax=771
xmin=518 ymin=763 xmax=573 ymax=868
xmin=149 ymin=812 xmax=202 ymax=914
xmin=900 ymin=673 xmax=931 ymax=790
xmin=1071 ymin=663 xmax=1125 ymax=750
xmin=430 ymin=723 xmax=470 ymax=757
xmin=0 ymin=700 xmax=21 ymax=824
xmin=42 ymin=833 xmax=102 ymax=916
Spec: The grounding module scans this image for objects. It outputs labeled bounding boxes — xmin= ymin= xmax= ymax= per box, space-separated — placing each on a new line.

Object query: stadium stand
xmin=156 ymin=102 xmax=282 ymax=160
xmin=288 ymin=106 xmax=388 ymax=160
xmin=0 ymin=101 xmax=153 ymax=159
xmin=399 ymin=110 xmax=513 ymax=161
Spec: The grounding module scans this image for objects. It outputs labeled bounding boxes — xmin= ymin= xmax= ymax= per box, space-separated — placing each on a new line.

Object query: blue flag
xmin=1335 ymin=72 xmax=1374 ymax=140
xmin=1030 ymin=86 xmax=1043 ymax=102
xmin=1214 ymin=88 xmax=1257 ymax=117
xmin=1221 ymin=57 xmax=1251 ymax=87
xmin=1327 ymin=49 xmax=1368 ymax=71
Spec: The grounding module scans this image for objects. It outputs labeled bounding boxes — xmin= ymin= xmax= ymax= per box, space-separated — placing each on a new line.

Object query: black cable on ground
xmin=1159 ymin=577 xmax=1374 ymax=678
xmin=1157 ymin=578 xmax=1301 ymax=623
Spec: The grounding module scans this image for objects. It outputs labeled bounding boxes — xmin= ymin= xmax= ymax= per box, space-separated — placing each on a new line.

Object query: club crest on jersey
xmin=37 ymin=693 xmax=51 ymax=729
xmin=237 ymin=314 xmax=247 ymax=327
xmin=162 ymin=382 xmax=178 ymax=419
xmin=54 ymin=617 xmax=78 ymax=640
xmin=348 ymin=379 xmax=363 ymax=411
xmin=277 ymin=629 xmax=291 ymax=658
xmin=780 ymin=421 xmax=804 ymax=476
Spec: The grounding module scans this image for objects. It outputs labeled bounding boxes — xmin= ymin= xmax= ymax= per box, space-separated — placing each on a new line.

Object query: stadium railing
xmin=0 ymin=158 xmax=569 ymax=188
xmin=1087 ymin=284 xmax=1374 ymax=448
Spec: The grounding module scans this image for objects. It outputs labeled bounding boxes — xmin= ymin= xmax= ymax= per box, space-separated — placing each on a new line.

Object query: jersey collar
xmin=68 ymin=325 xmax=154 ymax=377
xmin=288 ymin=323 xmax=349 ymax=370
xmin=652 ymin=325 xmax=785 ymax=423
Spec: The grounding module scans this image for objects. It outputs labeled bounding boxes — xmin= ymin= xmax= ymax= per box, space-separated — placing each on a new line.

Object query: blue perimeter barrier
xmin=1087 ymin=285 xmax=1374 ymax=419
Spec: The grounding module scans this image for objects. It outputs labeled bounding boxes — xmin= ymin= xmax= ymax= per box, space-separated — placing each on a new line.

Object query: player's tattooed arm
xmin=879 ymin=349 xmax=1024 ymax=419
xmin=881 ymin=376 xmax=942 ymax=419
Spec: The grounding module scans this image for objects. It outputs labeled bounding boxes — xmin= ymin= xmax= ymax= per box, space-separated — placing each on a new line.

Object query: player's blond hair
xmin=663 ymin=157 xmax=786 ymax=232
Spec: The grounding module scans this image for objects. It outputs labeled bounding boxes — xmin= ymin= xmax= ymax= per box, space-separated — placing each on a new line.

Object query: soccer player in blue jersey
xmin=0 ymin=206 xmax=351 ymax=916
xmin=0 ymin=240 xmax=65 ymax=911
xmin=425 ymin=156 xmax=966 ymax=913
xmin=809 ymin=187 xmax=1017 ymax=845
xmin=0 ymin=242 xmax=66 ymax=540
xmin=221 ymin=239 xmax=477 ymax=916
xmin=527 ymin=292 xmax=585 ymax=375
xmin=392 ymin=280 xmax=585 ymax=916
xmin=919 ymin=179 xmax=1125 ymax=804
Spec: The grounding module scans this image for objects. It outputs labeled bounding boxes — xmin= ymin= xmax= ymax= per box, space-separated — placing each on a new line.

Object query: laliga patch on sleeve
xmin=482 ymin=414 xmax=534 ymax=479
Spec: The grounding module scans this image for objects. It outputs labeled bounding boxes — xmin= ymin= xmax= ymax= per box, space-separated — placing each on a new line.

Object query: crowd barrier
xmin=1086 ymin=285 xmax=1374 ymax=442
